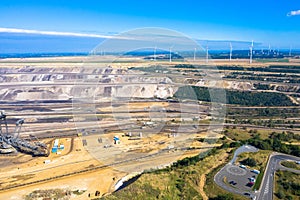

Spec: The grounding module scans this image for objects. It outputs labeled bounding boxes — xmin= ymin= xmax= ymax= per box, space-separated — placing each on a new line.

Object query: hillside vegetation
xmin=100 ymin=149 xmax=246 ymax=200
xmin=174 ymin=86 xmax=295 ymax=106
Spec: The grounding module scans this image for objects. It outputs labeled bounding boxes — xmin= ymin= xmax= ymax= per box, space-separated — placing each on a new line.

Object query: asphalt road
xmin=256 ymin=153 xmax=300 ymax=200
xmin=215 ymin=146 xmax=300 ymax=200
xmin=230 ymin=145 xmax=258 ymax=164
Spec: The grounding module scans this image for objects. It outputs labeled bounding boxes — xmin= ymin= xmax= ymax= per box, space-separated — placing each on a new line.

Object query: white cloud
xmin=287 ymin=10 xmax=300 ymax=17
xmin=0 ymin=27 xmax=115 ymax=38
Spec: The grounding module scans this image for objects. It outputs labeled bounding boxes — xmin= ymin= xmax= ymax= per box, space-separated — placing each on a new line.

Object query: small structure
xmin=51 ymin=147 xmax=58 ymax=153
xmin=144 ymin=122 xmax=154 ymax=126
xmin=44 ymin=160 xmax=51 ymax=164
xmin=113 ymin=136 xmax=120 ymax=145
xmin=51 ymin=139 xmax=61 ymax=153
xmin=53 ymin=139 xmax=59 ymax=148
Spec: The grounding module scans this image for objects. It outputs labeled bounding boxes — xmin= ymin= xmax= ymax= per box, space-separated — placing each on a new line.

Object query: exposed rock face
xmin=109 ymin=74 xmax=175 ymax=99
xmin=195 ymin=79 xmax=253 ymax=91
xmin=0 ymin=65 xmax=176 ymax=101
xmin=195 ymin=79 xmax=300 ymax=93
xmin=3 ymin=64 xmax=297 ymax=102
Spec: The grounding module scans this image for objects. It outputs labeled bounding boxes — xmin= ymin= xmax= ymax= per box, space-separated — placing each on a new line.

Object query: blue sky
xmin=0 ymin=0 xmax=300 ymax=53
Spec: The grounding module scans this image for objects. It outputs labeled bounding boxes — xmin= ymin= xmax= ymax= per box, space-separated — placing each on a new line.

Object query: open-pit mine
xmin=0 ymin=56 xmax=299 ymax=199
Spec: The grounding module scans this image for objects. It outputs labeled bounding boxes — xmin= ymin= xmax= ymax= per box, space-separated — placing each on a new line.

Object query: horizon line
xmin=0 ymin=27 xmax=259 ymax=46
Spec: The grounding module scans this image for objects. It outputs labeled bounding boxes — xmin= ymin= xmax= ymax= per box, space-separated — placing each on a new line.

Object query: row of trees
xmin=227 ymin=119 xmax=299 ymax=129
xmin=174 ymin=86 xmax=295 ymax=106
xmin=239 ymin=133 xmax=300 ymax=157
xmin=173 ymin=64 xmax=300 ymax=74
xmin=228 ymin=107 xmax=299 ymax=118
xmin=221 ymin=131 xmax=300 ymax=157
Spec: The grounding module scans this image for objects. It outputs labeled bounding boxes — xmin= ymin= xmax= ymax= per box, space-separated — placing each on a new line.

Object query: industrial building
xmin=52 ymin=139 xmax=64 ymax=153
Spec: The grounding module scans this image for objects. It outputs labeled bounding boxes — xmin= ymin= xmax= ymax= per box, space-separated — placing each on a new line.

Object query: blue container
xmin=52 ymin=147 xmax=58 ymax=153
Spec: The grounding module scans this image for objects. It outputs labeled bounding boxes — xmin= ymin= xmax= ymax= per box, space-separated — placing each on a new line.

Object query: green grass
xmin=253 ymin=170 xmax=264 ymax=191
xmin=223 ymin=127 xmax=275 ymax=141
xmin=281 ymin=161 xmax=300 ymax=171
xmin=100 ymin=148 xmax=247 ymax=200
xmin=256 ymin=59 xmax=289 ymax=63
xmin=223 ymin=128 xmax=252 ymax=141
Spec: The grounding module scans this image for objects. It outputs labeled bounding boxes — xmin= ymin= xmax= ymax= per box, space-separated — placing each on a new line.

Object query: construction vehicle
xmin=0 ymin=110 xmax=49 ymax=156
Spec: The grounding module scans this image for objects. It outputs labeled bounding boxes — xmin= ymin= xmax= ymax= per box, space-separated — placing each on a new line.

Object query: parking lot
xmin=214 ymin=145 xmax=260 ymax=199
xmin=226 ymin=164 xmax=258 ymax=190
xmin=215 ymin=163 xmax=258 ymax=197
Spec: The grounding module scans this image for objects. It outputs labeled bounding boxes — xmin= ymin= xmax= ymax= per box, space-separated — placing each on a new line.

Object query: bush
xmin=240 ymin=158 xmax=257 ymax=167
xmin=229 ymin=142 xmax=241 ymax=148
xmin=209 ymin=194 xmax=234 ymax=200
xmin=276 ymin=189 xmax=285 ymax=199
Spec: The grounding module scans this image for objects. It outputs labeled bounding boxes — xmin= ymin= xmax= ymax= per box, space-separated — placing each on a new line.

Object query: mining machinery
xmin=0 ymin=111 xmax=48 ymax=156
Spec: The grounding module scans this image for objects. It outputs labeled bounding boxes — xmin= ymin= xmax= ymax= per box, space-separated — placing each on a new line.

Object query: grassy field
xmin=223 ymin=128 xmax=252 ymax=141
xmin=274 ymin=171 xmax=300 ymax=200
xmin=281 ymin=161 xmax=300 ymax=171
xmin=256 ymin=59 xmax=290 ymax=63
xmin=100 ymin=148 xmax=247 ymax=200
xmin=223 ymin=127 xmax=273 ymax=141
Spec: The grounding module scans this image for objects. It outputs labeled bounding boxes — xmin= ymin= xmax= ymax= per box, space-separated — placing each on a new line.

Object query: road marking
xmin=264 ymin=177 xmax=270 ymax=194
xmin=226 ymin=165 xmax=247 ymax=176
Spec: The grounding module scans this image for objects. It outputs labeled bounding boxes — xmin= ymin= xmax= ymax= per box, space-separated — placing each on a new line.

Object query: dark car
xmin=247 ymin=182 xmax=254 ymax=187
xmin=244 ymin=192 xmax=251 ymax=196
xmin=229 ymin=180 xmax=237 ymax=185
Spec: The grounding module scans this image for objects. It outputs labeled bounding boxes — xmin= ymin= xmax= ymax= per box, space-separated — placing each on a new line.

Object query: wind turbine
xmin=206 ymin=45 xmax=209 ymax=64
xmin=289 ymin=46 xmax=292 ymax=57
xmin=268 ymin=44 xmax=271 ymax=55
xmin=229 ymin=42 xmax=233 ymax=61
xmin=169 ymin=47 xmax=172 ymax=63
xmin=249 ymin=40 xmax=254 ymax=64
